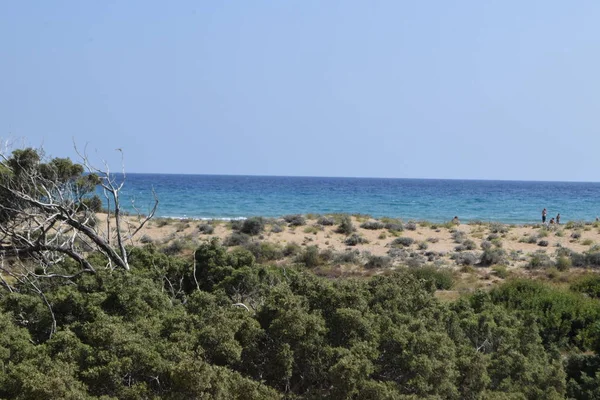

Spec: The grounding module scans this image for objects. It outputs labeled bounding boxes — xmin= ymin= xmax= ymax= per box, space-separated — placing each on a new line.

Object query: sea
xmin=110 ymin=174 xmax=600 ymax=225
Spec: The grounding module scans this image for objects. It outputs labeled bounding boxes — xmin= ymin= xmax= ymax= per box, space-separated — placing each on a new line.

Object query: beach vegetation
xmin=316 ymin=216 xmax=335 ymax=226
xmin=198 ymin=223 xmax=215 ymax=234
xmin=360 ymin=220 xmax=384 ymax=230
xmin=223 ymin=232 xmax=250 ymax=246
xmin=283 ymin=242 xmax=302 ymax=257
xmin=452 ymin=252 xmax=479 ymax=266
xmin=139 ymin=234 xmax=154 ymax=244
xmin=527 ymin=251 xmax=553 ymax=269
xmin=418 ymin=241 xmax=428 ymax=250
xmin=451 ymin=230 xmax=467 ymax=243
xmin=295 ymin=245 xmax=323 ymax=267
xmin=378 ymin=232 xmax=387 ymax=240
xmin=229 ymin=219 xmax=244 ymax=230
xmin=335 ymin=215 xmax=355 ymax=235
xmin=426 ymin=237 xmax=439 ymax=243
xmin=582 ymin=238 xmax=594 ymax=246
xmin=489 ymin=222 xmax=509 ymax=234
xmin=344 ymin=234 xmax=368 ymax=246
xmin=270 ymin=223 xmax=284 ymax=233
xmin=555 ymin=256 xmax=572 ymax=271
xmin=390 ymin=237 xmax=414 ymax=248
xmin=334 ymin=249 xmax=361 ymax=264
xmin=491 ymin=265 xmax=509 ymax=279
xmin=283 ymin=214 xmax=306 ymax=226
xmin=480 ymin=240 xmax=492 ymax=250
xmin=405 ymin=221 xmax=417 ymax=231
xmin=406 ymin=266 xmax=454 ymax=290
xmin=303 ymin=225 xmax=322 ymax=234
xmin=537 ymin=240 xmax=549 ymax=247
xmin=479 ymin=248 xmax=506 ymax=266
xmin=244 ymin=241 xmax=284 ymax=263
xmin=364 ymin=255 xmax=392 ymax=269
xmin=240 ymin=217 xmax=265 ymax=235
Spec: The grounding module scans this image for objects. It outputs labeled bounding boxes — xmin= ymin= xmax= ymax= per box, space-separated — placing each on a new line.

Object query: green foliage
xmin=360 ymin=220 xmax=384 ymax=230
xmin=336 ymin=215 xmax=355 ymax=235
xmin=406 ymin=266 xmax=455 ymax=290
xmin=283 ymin=214 xmax=306 ymax=226
xmin=479 ymin=248 xmax=506 ymax=266
xmin=391 ymin=237 xmax=414 ymax=248
xmin=241 ymin=217 xmax=265 ymax=235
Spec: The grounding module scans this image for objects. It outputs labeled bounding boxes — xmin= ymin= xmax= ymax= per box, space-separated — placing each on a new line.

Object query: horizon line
xmin=119 ymin=172 xmax=600 ymax=184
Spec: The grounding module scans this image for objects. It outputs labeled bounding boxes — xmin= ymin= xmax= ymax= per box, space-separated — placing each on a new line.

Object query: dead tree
xmin=0 ymin=146 xmax=158 ymax=279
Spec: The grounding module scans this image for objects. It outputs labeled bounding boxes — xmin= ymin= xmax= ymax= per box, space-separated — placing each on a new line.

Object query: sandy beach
xmin=98 ymin=213 xmax=600 ymax=294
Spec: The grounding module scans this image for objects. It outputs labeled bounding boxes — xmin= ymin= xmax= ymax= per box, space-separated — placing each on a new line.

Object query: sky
xmin=1 ymin=1 xmax=599 ymax=181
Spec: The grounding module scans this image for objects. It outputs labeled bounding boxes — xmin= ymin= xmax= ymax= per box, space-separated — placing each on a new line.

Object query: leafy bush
xmin=462 ymin=239 xmax=477 ymax=250
xmin=407 ymin=266 xmax=454 ymax=290
xmin=223 ymin=232 xmax=250 ymax=247
xmin=384 ymin=223 xmax=404 ymax=232
xmin=139 ymin=234 xmax=153 ymax=244
xmin=418 ymin=241 xmax=428 ymax=250
xmin=390 ymin=237 xmax=414 ymax=248
xmin=492 ymin=265 xmax=509 ymax=279
xmin=571 ymin=275 xmax=600 ymax=298
xmin=283 ymin=214 xmax=306 ymax=226
xmin=360 ymin=221 xmax=384 ymax=230
xmin=336 ymin=216 xmax=355 ymax=235
xmin=198 ymin=223 xmax=215 ymax=234
xmin=317 ymin=216 xmax=335 ymax=226
xmin=527 ymin=252 xmax=553 ymax=269
xmin=229 ymin=219 xmax=243 ymax=231
xmin=283 ymin=242 xmax=301 ymax=256
xmin=480 ymin=240 xmax=492 ymax=250
xmin=240 ymin=217 xmax=265 ymax=235
xmin=295 ymin=245 xmax=322 ymax=267
xmin=489 ymin=222 xmax=508 ymax=234
xmin=405 ymin=221 xmax=417 ymax=231
xmin=270 ymin=223 xmax=284 ymax=233
xmin=452 ymin=252 xmax=479 ymax=266
xmin=537 ymin=240 xmax=549 ymax=247
xmin=344 ymin=234 xmax=368 ymax=246
xmin=479 ymin=248 xmax=506 ymax=266
xmin=334 ymin=249 xmax=360 ymax=264
xmin=556 ymin=256 xmax=572 ymax=271
xmin=244 ymin=241 xmax=284 ymax=262
xmin=451 ymin=231 xmax=466 ymax=243
xmin=364 ymin=255 xmax=392 ymax=269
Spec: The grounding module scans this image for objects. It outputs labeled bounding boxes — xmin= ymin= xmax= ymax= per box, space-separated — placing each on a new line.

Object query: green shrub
xmin=418 ymin=241 xmax=429 ymax=250
xmin=283 ymin=214 xmax=306 ymax=226
xmin=527 ymin=252 xmax=553 ymax=269
xmin=223 ymin=232 xmax=250 ymax=247
xmin=240 ymin=217 xmax=265 ymax=235
xmin=451 ymin=231 xmax=466 ymax=243
xmin=334 ymin=249 xmax=360 ymax=264
xmin=479 ymin=248 xmax=506 ymax=266
xmin=283 ymin=242 xmax=301 ymax=256
xmin=405 ymin=221 xmax=417 ymax=231
xmin=360 ymin=221 xmax=384 ymax=230
xmin=492 ymin=265 xmax=509 ymax=279
xmin=317 ymin=216 xmax=335 ymax=226
xmin=571 ymin=275 xmax=600 ymax=298
xmin=336 ymin=215 xmax=355 ymax=235
xmin=344 ymin=234 xmax=368 ymax=246
xmin=244 ymin=241 xmax=284 ymax=262
xmin=489 ymin=222 xmax=508 ymax=234
xmin=364 ymin=255 xmax=392 ymax=269
xmin=453 ymin=252 xmax=479 ymax=266
xmin=391 ymin=237 xmax=414 ymax=248
xmin=556 ymin=256 xmax=572 ymax=271
xmin=295 ymin=245 xmax=322 ymax=267
xmin=384 ymin=222 xmax=404 ymax=232
xmin=198 ymin=223 xmax=215 ymax=234
xmin=407 ymin=266 xmax=454 ymax=290
xmin=537 ymin=240 xmax=549 ymax=247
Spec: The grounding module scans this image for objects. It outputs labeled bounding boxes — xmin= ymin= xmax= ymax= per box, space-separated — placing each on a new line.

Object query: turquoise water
xmin=113 ymin=174 xmax=600 ymax=224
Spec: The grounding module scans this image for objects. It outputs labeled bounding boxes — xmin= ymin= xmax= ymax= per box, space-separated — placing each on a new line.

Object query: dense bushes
xmin=0 ymin=239 xmax=599 ymax=398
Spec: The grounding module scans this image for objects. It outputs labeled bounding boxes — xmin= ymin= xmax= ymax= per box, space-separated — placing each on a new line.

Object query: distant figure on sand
xmin=556 ymin=213 xmax=560 ymax=225
xmin=549 ymin=217 xmax=555 ymax=225
xmin=542 ymin=208 xmax=547 ymax=224
xmin=452 ymin=216 xmax=460 ymax=225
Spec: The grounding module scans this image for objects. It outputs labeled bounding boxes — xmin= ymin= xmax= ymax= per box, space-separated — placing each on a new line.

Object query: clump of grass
xmin=303 ymin=225 xmax=322 ymax=234
xmin=555 ymin=256 xmax=572 ymax=271
xmin=492 ymin=265 xmax=509 ymax=279
xmin=582 ymin=238 xmax=594 ymax=246
xmin=295 ymin=245 xmax=322 ymax=267
xmin=418 ymin=241 xmax=429 ymax=250
xmin=479 ymin=248 xmax=506 ymax=266
xmin=139 ymin=234 xmax=153 ymax=244
xmin=519 ymin=235 xmax=537 ymax=244
xmin=489 ymin=222 xmax=508 ymax=234
xmin=378 ymin=232 xmax=387 ymax=240
xmin=527 ymin=251 xmax=553 ymax=269
xmin=452 ymin=231 xmax=467 ymax=243
xmin=426 ymin=237 xmax=439 ymax=243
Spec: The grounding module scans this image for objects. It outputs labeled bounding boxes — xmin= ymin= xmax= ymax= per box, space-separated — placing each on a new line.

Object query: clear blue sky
xmin=2 ymin=1 xmax=599 ymax=181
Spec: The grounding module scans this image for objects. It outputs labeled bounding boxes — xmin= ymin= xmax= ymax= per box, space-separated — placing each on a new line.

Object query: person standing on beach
xmin=542 ymin=208 xmax=547 ymax=224
xmin=556 ymin=213 xmax=560 ymax=225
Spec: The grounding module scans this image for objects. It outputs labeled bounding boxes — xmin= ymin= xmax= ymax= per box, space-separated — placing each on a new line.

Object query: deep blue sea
xmin=112 ymin=174 xmax=600 ymax=224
